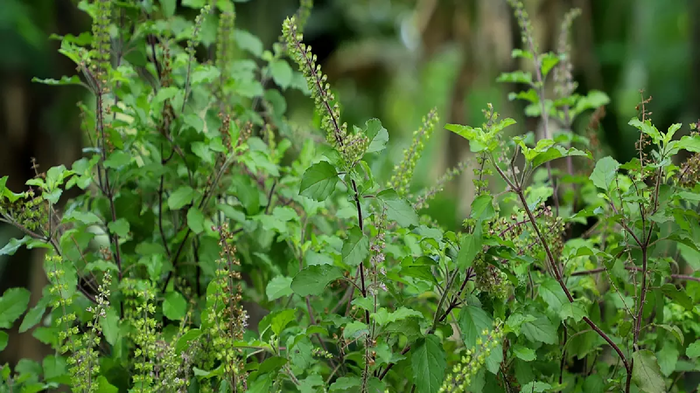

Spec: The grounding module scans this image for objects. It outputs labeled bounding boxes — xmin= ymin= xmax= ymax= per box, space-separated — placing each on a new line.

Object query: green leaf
xmin=629 ymin=118 xmax=662 ymax=144
xmin=163 ymin=291 xmax=187 ymax=321
xmin=457 ymin=230 xmax=482 ymax=272
xmin=168 ymin=186 xmax=196 ymax=210
xmin=0 ymin=236 xmax=30 ymax=256
xmin=470 ymin=194 xmax=496 ymax=222
xmin=559 ymin=301 xmax=587 ymax=323
xmin=291 ymin=265 xmax=344 ymax=297
xmin=521 ymin=381 xmax=552 ymax=392
xmin=19 ymin=295 xmax=50 ymax=333
xmin=271 ymin=309 xmax=296 ymax=335
xmin=411 ymin=335 xmax=447 ymax=393
xmin=104 ymin=150 xmax=131 ymax=169
xmin=631 ymin=350 xmax=665 ymax=393
xmin=342 ymin=226 xmax=369 ymax=266
xmin=589 ymin=156 xmax=620 ymax=190
xmin=96 ymin=376 xmax=119 ymax=393
xmin=371 ymin=307 xmax=423 ymax=326
xmin=656 ymin=324 xmax=684 ymax=346
xmin=270 ymin=60 xmax=293 ymax=89
xmin=31 ymin=75 xmax=86 ymax=88
xmin=176 ymin=329 xmax=203 ymax=354
xmin=458 ymin=305 xmax=492 ymax=348
xmin=329 ymin=376 xmax=362 ymax=392
xmin=0 ymin=331 xmax=7 ymax=351
xmin=521 ymin=317 xmax=558 ymax=345
xmin=377 ymin=189 xmax=419 ymax=227
xmin=266 ymin=276 xmax=293 ymax=301
xmin=538 ymin=278 xmax=568 ymax=313
xmin=161 ymin=0 xmax=176 ymax=17
xmin=364 ymin=119 xmax=389 ymax=154
xmin=540 ymin=53 xmax=560 ymax=77
xmin=496 ymin=71 xmax=533 ymax=85
xmin=299 ymin=161 xmax=338 ymax=201
xmin=235 ymin=29 xmax=263 ymax=57
xmin=107 ymin=218 xmax=130 ymax=238
xmin=687 ymin=340 xmax=700 ymax=358
xmin=0 ymin=287 xmax=31 ymax=328
xmin=513 ymin=344 xmax=536 ymax=362
xmin=187 ymin=207 xmax=205 ymax=234
xmin=657 ymin=345 xmax=678 ymax=377
xmin=101 ymin=307 xmax=120 ymax=346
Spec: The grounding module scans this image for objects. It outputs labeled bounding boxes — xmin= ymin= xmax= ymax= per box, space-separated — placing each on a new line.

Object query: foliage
xmin=0 ymin=0 xmax=699 ymax=392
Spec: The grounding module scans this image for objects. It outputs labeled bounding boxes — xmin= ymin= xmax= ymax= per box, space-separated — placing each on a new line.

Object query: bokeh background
xmin=1 ymin=0 xmax=698 ymax=364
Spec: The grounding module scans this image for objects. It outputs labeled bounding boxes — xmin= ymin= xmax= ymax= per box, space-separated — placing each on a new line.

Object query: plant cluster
xmin=0 ymin=0 xmax=699 ymax=392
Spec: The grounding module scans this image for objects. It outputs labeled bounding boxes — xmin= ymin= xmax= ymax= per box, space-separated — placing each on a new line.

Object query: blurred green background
xmin=0 ymin=0 xmax=697 ymax=363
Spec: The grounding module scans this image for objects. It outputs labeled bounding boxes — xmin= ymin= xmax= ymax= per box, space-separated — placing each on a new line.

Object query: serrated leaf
xmin=521 ymin=317 xmax=558 ymax=344
xmin=539 ymin=278 xmax=568 ymax=313
xmin=342 ymin=226 xmax=369 ymax=266
xmin=377 ymin=189 xmax=419 ymax=227
xmin=291 ymin=265 xmax=344 ymax=297
xmin=459 ymin=305 xmax=492 ymax=348
xmin=163 ymin=291 xmax=187 ymax=321
xmin=631 ymin=350 xmax=665 ymax=393
xmin=411 ymin=335 xmax=446 ymax=393
xmin=513 ymin=344 xmax=536 ymax=362
xmin=0 ymin=287 xmax=31 ymax=328
xmin=299 ymin=161 xmax=338 ymax=201
xmin=371 ymin=307 xmax=423 ymax=326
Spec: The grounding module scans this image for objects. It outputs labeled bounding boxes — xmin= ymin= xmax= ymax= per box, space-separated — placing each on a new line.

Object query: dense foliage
xmin=1 ymin=0 xmax=700 ymax=392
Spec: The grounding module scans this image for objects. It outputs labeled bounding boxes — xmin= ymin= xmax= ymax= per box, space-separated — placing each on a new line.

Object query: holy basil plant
xmin=0 ymin=0 xmax=699 ymax=393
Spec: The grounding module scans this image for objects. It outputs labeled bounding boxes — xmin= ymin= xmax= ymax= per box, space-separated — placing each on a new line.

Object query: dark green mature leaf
xmin=631 ymin=350 xmax=665 ymax=393
xmin=377 ymin=189 xmax=419 ymax=227
xmin=0 ymin=287 xmax=31 ymax=328
xmin=329 ymin=377 xmax=361 ymax=392
xmin=459 ymin=305 xmax=492 ymax=348
xmin=521 ymin=317 xmax=558 ymax=345
xmin=291 ymin=265 xmax=344 ymax=297
xmin=538 ymin=278 xmax=567 ymax=313
xmin=457 ymin=230 xmax=482 ymax=272
xmin=299 ymin=161 xmax=338 ymax=201
xmin=32 ymin=75 xmax=86 ymax=88
xmin=411 ymin=335 xmax=447 ymax=393
xmin=470 ymin=195 xmax=495 ymax=222
xmin=589 ymin=156 xmax=620 ymax=190
xmin=163 ymin=291 xmax=187 ymax=320
xmin=19 ymin=294 xmax=50 ymax=333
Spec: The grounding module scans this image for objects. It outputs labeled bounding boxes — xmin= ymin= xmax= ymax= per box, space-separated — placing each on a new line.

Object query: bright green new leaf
xmin=687 ymin=340 xmax=700 ymax=358
xmin=457 ymin=230 xmax=482 ymax=272
xmin=271 ymin=309 xmax=296 ymax=335
xmin=187 ymin=207 xmax=205 ymax=234
xmin=270 ymin=59 xmax=293 ymax=89
xmin=589 ymin=156 xmax=620 ymax=190
xmin=364 ymin=118 xmax=389 ymax=153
